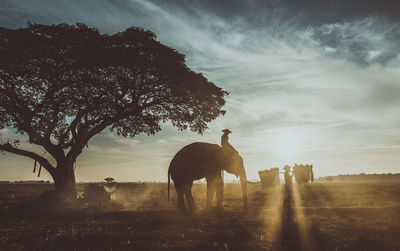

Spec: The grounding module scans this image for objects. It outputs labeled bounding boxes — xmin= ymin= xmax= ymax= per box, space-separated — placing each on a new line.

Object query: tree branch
xmin=58 ymin=110 xmax=85 ymax=147
xmin=0 ymin=142 xmax=55 ymax=177
xmin=27 ymin=132 xmax=65 ymax=161
xmin=65 ymin=102 xmax=141 ymax=161
xmin=1 ymin=88 xmax=65 ymax=160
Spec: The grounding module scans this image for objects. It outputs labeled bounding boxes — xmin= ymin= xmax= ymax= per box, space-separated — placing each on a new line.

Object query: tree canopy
xmin=0 ymin=23 xmax=228 ymax=197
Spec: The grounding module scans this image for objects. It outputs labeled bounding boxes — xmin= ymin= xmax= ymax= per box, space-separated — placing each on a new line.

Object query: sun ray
xmin=259 ymin=185 xmax=284 ymax=247
xmin=292 ymin=184 xmax=316 ymax=250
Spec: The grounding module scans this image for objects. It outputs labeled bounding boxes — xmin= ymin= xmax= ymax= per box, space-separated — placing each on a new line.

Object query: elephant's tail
xmin=168 ymin=168 xmax=171 ymax=203
xmin=311 ymin=168 xmax=314 ymax=182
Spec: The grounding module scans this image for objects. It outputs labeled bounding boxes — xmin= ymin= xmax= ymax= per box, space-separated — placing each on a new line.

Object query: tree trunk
xmin=53 ymin=161 xmax=77 ymax=201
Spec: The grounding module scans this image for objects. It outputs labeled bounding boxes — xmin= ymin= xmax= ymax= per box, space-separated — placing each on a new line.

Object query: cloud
xmin=313 ymin=17 xmax=400 ymax=66
xmin=1 ymin=0 xmax=400 ymax=180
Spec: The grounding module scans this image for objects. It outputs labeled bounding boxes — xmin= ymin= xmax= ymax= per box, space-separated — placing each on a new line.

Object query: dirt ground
xmin=0 ymin=182 xmax=399 ymax=250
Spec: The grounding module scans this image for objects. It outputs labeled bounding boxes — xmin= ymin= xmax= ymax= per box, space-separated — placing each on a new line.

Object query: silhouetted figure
xmin=104 ymin=177 xmax=115 ymax=184
xmin=104 ymin=177 xmax=117 ymax=199
xmin=221 ymin=129 xmax=239 ymax=155
xmin=284 ymin=165 xmax=293 ymax=187
xmin=283 ymin=165 xmax=293 ymax=207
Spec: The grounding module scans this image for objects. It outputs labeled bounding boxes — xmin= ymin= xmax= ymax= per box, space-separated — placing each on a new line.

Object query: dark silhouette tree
xmin=0 ymin=23 xmax=228 ymax=200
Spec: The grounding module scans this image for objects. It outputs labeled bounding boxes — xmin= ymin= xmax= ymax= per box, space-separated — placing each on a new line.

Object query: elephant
xmin=293 ymin=164 xmax=314 ymax=185
xmin=168 ymin=142 xmax=247 ymax=212
xmin=258 ymin=168 xmax=280 ymax=189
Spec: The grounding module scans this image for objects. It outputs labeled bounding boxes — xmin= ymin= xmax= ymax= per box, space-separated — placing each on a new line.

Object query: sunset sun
xmin=270 ymin=128 xmax=306 ymax=160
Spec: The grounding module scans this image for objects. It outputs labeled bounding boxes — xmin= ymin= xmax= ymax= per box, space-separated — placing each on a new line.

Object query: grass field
xmin=0 ymin=181 xmax=399 ymax=250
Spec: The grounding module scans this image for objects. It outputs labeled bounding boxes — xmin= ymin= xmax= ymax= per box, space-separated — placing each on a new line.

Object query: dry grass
xmin=0 ymin=182 xmax=399 ymax=250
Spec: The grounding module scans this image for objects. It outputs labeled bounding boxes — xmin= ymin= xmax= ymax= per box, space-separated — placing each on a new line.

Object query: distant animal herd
xmin=258 ymin=164 xmax=314 ymax=188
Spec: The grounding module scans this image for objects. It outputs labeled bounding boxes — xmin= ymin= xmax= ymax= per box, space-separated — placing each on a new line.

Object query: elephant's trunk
xmin=239 ymin=172 xmax=248 ymax=212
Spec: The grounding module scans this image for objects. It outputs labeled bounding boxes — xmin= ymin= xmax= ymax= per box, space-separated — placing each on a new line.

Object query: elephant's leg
xmin=175 ymin=185 xmax=186 ymax=212
xmin=184 ymin=183 xmax=196 ymax=212
xmin=216 ymin=175 xmax=224 ymax=208
xmin=206 ymin=177 xmax=217 ymax=208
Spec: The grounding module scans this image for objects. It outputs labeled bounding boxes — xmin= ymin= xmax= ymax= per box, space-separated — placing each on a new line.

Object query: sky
xmin=1 ymin=0 xmax=400 ymax=182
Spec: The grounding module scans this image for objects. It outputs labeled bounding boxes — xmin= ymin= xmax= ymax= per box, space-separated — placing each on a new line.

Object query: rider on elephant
xmin=221 ymin=129 xmax=239 ymax=156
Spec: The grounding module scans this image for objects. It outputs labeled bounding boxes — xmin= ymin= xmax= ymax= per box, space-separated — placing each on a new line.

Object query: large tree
xmin=0 ymin=23 xmax=228 ymax=199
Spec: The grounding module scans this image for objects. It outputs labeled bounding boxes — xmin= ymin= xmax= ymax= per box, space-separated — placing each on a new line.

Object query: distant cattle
xmin=258 ymin=168 xmax=280 ymax=189
xmin=293 ymin=164 xmax=314 ymax=185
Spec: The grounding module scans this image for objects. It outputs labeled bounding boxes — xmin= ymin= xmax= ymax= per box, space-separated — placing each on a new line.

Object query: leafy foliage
xmin=0 ymin=23 xmax=227 ymax=168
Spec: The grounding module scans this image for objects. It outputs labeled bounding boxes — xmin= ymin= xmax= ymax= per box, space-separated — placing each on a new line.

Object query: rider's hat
xmin=283 ymin=165 xmax=291 ymax=171
xmin=222 ymin=129 xmax=232 ymax=134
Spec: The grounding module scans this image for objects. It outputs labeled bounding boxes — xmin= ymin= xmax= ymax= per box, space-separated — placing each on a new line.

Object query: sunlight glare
xmin=270 ymin=127 xmax=306 ymax=160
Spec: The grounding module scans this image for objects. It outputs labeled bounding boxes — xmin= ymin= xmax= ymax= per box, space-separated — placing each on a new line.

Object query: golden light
xmin=270 ymin=127 xmax=306 ymax=160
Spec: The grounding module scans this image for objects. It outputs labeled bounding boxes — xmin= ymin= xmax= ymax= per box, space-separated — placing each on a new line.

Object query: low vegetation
xmin=0 ymin=181 xmax=399 ymax=250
